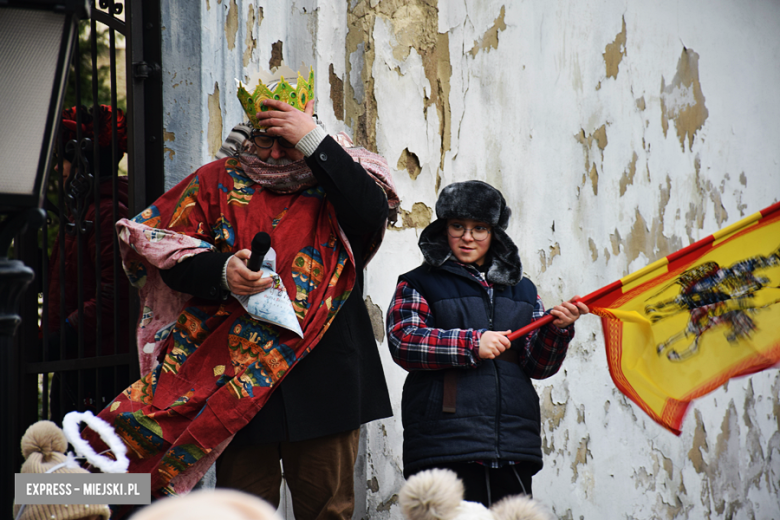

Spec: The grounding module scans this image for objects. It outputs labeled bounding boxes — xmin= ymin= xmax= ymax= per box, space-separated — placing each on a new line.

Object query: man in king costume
xmin=85 ymin=68 xmax=399 ymax=519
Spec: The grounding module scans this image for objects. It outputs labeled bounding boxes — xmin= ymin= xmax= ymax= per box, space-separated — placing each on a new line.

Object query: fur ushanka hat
xmin=419 ymin=180 xmax=522 ymax=286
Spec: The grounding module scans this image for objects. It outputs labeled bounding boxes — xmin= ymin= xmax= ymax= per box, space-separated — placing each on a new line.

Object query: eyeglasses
xmin=251 ymin=133 xmax=296 ymax=149
xmin=447 ymin=223 xmax=491 ymax=241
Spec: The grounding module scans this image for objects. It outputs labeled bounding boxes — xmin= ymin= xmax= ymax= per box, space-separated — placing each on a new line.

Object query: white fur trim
xmin=62 ymin=411 xmax=129 ymax=473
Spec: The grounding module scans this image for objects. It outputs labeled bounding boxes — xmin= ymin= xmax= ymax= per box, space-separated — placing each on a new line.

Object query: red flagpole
xmin=506 ymin=280 xmax=621 ymax=341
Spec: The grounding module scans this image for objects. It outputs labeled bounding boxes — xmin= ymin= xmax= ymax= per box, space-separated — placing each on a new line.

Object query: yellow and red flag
xmin=509 ymin=202 xmax=780 ymax=434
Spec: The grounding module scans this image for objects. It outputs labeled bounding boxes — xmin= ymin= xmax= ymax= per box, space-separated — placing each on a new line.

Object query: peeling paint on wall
xmin=586 ymin=163 xmax=599 ymax=195
xmin=612 ymin=389 xmax=639 ymax=424
xmin=468 ymin=5 xmax=507 ymax=57
xmin=225 ymin=0 xmax=238 ymax=51
xmin=619 ymin=152 xmax=639 ymax=196
xmin=575 ymin=125 xmax=607 ymax=195
xmin=242 ymin=5 xmax=256 ymax=68
xmin=610 ymin=171 xmax=683 ymax=271
xmin=658 ymin=496 xmax=685 ymax=518
xmin=541 ymin=435 xmax=555 ymax=456
xmin=387 ymin=3 xmax=438 ymax=64
xmin=557 ymin=510 xmax=574 ymax=520
xmin=684 ymin=157 xmax=707 ymax=240
xmin=329 ymin=63 xmax=345 ymax=121
xmin=609 ymin=229 xmax=622 ymax=256
xmin=603 ymin=17 xmax=627 ymax=79
xmin=707 ymin=179 xmax=729 ymax=227
xmin=432 ymin=31 xmax=452 ymax=192
xmin=347 ymin=0 xmax=452 ymax=167
xmin=709 ymin=402 xmax=743 ymax=516
xmin=735 ymin=183 xmax=748 ymax=217
xmin=682 ymin=155 xmax=733 ymax=241
xmin=661 ymin=48 xmax=709 ymax=152
xmin=688 ymin=409 xmax=709 ymax=474
xmin=742 ymin=381 xmax=764 ymax=466
xmin=658 ymin=450 xmax=673 ymax=480
xmin=571 ymin=436 xmax=591 ymax=482
xmin=394 ymin=202 xmax=432 ymax=230
xmin=616 ymin=207 xmax=682 ymax=271
xmin=633 ymin=466 xmax=655 ymax=491
xmin=270 ymin=40 xmax=284 ymax=70
xmin=349 ymin=42 xmax=366 ymax=106
xmin=540 ymin=386 xmax=567 ymax=431
xmin=164 ymin=129 xmax=176 ymax=160
xmin=208 ymin=82 xmax=223 ymax=159
xmin=346 ymin=3 xmax=376 ymax=149
xmin=538 ymin=242 xmax=561 ymax=273
xmin=577 ymin=125 xmax=608 ymax=160
xmin=684 ymin=202 xmax=705 ymax=244
xmin=588 ymin=238 xmax=598 ymax=261
xmin=397 ymin=148 xmax=421 ymax=180
xmin=658 ymin=175 xmax=672 ymax=222
xmin=364 ymin=295 xmax=385 ymax=343
xmin=377 ymin=495 xmax=399 ymax=513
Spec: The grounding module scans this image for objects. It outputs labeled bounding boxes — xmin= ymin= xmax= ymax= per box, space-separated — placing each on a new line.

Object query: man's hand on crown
xmin=256 ymin=99 xmax=317 ymax=147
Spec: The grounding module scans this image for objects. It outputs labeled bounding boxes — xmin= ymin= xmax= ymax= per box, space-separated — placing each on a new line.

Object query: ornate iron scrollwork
xmin=99 ymin=0 xmax=124 ymax=16
xmin=64 ymin=137 xmax=95 ymax=236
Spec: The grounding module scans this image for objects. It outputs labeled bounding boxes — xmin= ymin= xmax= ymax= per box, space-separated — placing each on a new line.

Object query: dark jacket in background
xmin=48 ymin=177 xmax=130 ymax=355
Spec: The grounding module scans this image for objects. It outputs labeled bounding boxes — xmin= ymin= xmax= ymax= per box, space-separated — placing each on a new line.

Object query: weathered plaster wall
xmin=161 ymin=1 xmax=780 ymax=518
xmin=162 ymin=0 xmax=329 ymax=189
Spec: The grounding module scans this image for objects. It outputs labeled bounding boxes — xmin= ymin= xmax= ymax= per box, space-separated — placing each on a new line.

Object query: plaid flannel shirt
xmin=386 ymin=264 xmax=574 ymax=379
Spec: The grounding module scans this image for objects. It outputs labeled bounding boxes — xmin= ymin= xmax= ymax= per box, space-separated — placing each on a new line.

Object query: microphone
xmin=247 ymin=231 xmax=271 ymax=272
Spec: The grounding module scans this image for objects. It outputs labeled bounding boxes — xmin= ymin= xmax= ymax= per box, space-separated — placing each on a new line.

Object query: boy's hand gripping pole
xmin=505 ymin=280 xmax=622 ymax=341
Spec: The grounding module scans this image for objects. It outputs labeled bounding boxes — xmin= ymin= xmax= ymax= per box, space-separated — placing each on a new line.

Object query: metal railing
xmin=3 ymin=0 xmax=162 ymax=511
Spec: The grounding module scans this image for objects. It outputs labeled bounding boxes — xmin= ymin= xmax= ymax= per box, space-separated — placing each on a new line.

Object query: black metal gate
xmin=3 ymin=0 xmax=163 ymax=511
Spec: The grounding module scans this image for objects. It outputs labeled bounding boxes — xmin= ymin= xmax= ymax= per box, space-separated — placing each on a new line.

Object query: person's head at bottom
xmin=129 ymin=489 xmax=282 ymax=520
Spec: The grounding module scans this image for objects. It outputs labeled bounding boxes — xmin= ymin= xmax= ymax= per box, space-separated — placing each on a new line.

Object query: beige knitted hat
xmin=129 ymin=489 xmax=282 ymax=520
xmin=13 ymin=421 xmax=111 ymax=520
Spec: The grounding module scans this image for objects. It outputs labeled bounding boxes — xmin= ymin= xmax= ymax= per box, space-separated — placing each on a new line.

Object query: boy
xmin=387 ymin=180 xmax=588 ymax=506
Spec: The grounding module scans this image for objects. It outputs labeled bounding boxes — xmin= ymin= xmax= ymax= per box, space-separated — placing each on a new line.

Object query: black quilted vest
xmin=399 ymin=260 xmax=543 ymax=477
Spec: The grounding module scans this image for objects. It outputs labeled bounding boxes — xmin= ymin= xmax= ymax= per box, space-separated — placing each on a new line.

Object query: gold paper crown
xmin=237 ymin=67 xmax=315 ymax=129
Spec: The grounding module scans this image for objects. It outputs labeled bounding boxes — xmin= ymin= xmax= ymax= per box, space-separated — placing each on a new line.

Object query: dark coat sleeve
xmin=304 ymin=135 xmax=389 ymax=238
xmin=159 ymin=251 xmax=232 ymax=300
